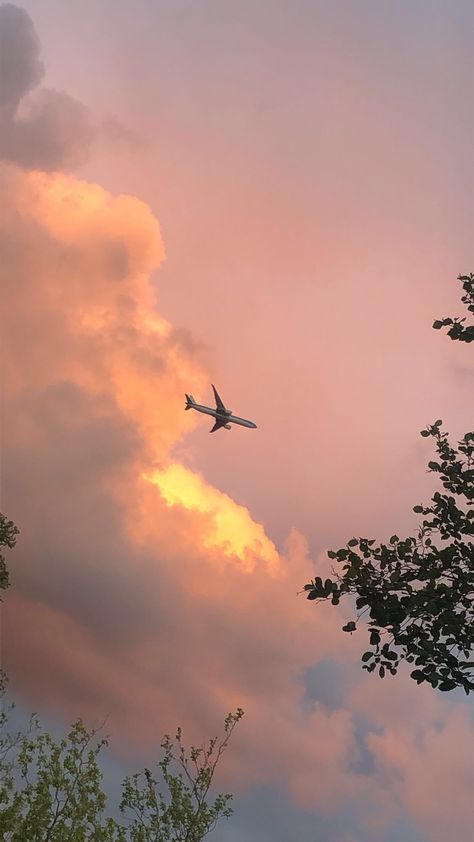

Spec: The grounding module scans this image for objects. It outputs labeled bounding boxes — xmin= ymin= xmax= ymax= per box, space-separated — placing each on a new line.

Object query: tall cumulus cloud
xmin=2 ymin=159 xmax=365 ymax=825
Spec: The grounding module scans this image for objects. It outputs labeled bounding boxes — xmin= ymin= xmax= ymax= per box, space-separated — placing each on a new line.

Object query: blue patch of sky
xmin=218 ymin=781 xmax=428 ymax=842
xmin=384 ymin=818 xmax=428 ymax=842
xmin=300 ymin=659 xmax=360 ymax=712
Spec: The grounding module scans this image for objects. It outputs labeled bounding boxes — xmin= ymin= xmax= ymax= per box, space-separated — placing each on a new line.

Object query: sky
xmin=1 ymin=2 xmax=473 ymax=840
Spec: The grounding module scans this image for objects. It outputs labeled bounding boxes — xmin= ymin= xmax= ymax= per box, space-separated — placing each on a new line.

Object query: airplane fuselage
xmin=190 ymin=403 xmax=257 ymax=429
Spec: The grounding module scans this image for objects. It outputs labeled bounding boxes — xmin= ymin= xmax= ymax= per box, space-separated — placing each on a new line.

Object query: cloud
xmin=350 ymin=673 xmax=474 ymax=840
xmin=2 ymin=159 xmax=370 ymax=823
xmin=0 ymin=3 xmax=43 ymax=119
xmin=369 ymin=707 xmax=474 ymax=840
xmin=1 ymin=87 xmax=95 ymax=170
xmin=0 ymin=3 xmax=93 ymax=169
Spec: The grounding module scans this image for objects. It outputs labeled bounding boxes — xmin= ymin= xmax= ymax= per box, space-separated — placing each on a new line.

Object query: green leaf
xmin=370 ymin=629 xmax=380 ymax=646
xmin=439 ymin=680 xmax=457 ymax=691
xmin=361 ymin=651 xmax=373 ymax=662
xmin=379 ymin=666 xmax=385 ymax=678
xmin=342 ymin=621 xmax=356 ymax=633
xmin=410 ymin=669 xmax=426 ymax=684
xmin=420 ymin=430 xmax=430 ymax=437
xmin=348 ymin=538 xmax=358 ymax=547
xmin=306 ymin=590 xmax=318 ymax=600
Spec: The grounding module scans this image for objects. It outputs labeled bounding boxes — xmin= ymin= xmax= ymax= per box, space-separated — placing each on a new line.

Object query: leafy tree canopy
xmin=304 ymin=274 xmax=474 ymax=693
xmin=0 ymin=699 xmax=243 ymax=842
xmin=0 ymin=513 xmax=19 ymax=594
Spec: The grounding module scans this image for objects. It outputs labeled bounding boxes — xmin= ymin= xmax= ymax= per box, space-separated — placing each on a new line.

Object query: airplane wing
xmin=209 ymin=417 xmax=229 ymax=433
xmin=211 ymin=384 xmax=228 ymax=413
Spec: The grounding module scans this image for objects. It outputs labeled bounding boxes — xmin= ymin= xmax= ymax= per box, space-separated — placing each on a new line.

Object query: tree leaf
xmin=342 ymin=621 xmax=356 ymax=633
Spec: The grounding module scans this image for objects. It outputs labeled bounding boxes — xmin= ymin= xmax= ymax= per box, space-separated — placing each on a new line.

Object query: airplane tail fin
xmin=185 ymin=394 xmax=196 ymax=410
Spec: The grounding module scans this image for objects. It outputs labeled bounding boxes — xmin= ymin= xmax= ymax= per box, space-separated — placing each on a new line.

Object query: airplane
xmin=185 ymin=384 xmax=257 ymax=433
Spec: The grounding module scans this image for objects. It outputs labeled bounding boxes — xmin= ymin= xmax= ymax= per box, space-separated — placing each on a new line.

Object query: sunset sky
xmin=1 ymin=2 xmax=473 ymax=840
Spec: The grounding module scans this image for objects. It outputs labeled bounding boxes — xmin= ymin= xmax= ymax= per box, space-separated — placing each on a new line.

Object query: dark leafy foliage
xmin=304 ymin=273 xmax=474 ymax=692
xmin=432 ymin=273 xmax=474 ymax=343
xmin=0 ymin=514 xmax=18 ymax=692
xmin=305 ymin=425 xmax=474 ymax=692
xmin=0 ymin=514 xmax=19 ymax=594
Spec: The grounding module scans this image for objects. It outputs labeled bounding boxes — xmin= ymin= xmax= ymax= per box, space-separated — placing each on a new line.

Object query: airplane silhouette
xmin=185 ymin=385 xmax=257 ymax=433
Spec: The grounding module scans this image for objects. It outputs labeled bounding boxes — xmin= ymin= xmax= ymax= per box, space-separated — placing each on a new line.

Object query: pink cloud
xmin=369 ymin=706 xmax=474 ymax=841
xmin=2 ymin=161 xmax=363 ymax=817
xmin=3 ymin=160 xmax=473 ymax=838
xmin=351 ymin=673 xmax=474 ymax=840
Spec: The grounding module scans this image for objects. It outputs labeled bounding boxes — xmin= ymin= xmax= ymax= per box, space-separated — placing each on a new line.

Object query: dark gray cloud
xmin=1 ymin=87 xmax=95 ymax=170
xmin=3 ymin=381 xmax=155 ymax=645
xmin=0 ymin=3 xmax=93 ymax=169
xmin=0 ymin=3 xmax=43 ymax=119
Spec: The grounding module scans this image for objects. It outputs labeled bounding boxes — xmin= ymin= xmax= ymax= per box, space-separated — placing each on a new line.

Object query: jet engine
xmin=224 ymin=424 xmax=231 ymax=430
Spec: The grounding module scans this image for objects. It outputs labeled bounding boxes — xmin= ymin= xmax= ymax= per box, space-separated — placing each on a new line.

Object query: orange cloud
xmin=5 ymin=159 xmax=474 ymax=841
xmin=1 ymin=163 xmax=207 ymax=462
xmin=145 ymin=463 xmax=281 ymax=574
xmin=3 ymin=161 xmax=359 ymax=808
